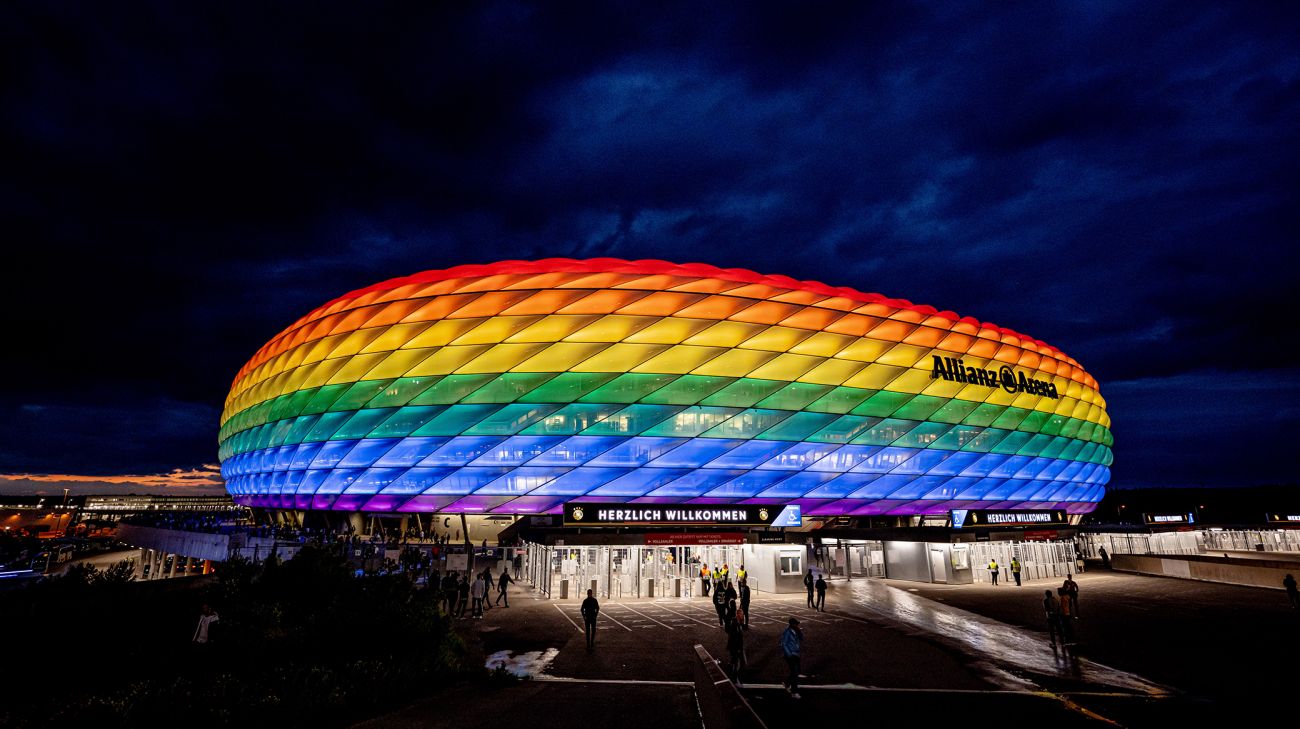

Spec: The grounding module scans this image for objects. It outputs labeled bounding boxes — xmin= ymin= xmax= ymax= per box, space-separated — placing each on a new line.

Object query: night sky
xmin=2 ymin=2 xmax=1297 ymax=494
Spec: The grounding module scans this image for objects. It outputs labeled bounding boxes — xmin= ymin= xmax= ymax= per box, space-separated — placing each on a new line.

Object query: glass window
xmin=332 ymin=408 xmax=401 ymax=440
xmin=337 ymin=438 xmax=402 ymax=468
xmin=580 ymin=404 xmax=683 ymax=435
xmin=462 ymin=403 xmax=561 ymax=435
xmin=850 ymin=390 xmax=914 ymax=418
xmin=369 ymin=406 xmax=446 ymax=438
xmin=647 ymin=438 xmax=743 ymax=468
xmin=461 ymin=372 xmax=558 ymax=404
xmin=578 ymin=373 xmax=679 ymax=404
xmin=701 ymin=408 xmax=792 ymax=439
xmin=757 ymin=442 xmax=842 ymax=470
xmin=340 ymin=467 xmax=406 ymax=494
xmin=528 ymin=435 xmax=626 ymax=466
xmin=407 ymin=374 xmax=498 ymax=405
xmin=646 ymin=469 xmax=746 ymax=497
xmin=378 ymin=467 xmax=456 ymax=494
xmin=475 ymin=467 xmax=567 ymax=495
xmin=756 ymin=411 xmax=839 ymax=441
xmin=586 ymin=437 xmax=688 ymax=467
xmin=806 ymin=472 xmax=877 ymax=498
xmin=807 ymin=415 xmax=879 ymax=444
xmin=756 ymin=382 xmax=834 ymax=411
xmin=892 ymin=421 xmax=953 ymax=449
xmin=639 ymin=375 xmax=736 ymax=405
xmin=589 ymin=468 xmax=690 ymax=497
xmin=421 ymin=467 xmax=512 ymax=495
xmin=756 ymin=470 xmax=837 ymax=498
xmin=705 ymin=470 xmax=791 ymax=497
xmin=530 ymin=467 xmax=628 ymax=495
xmin=468 ymin=435 xmax=567 ymax=466
xmin=328 ymin=379 xmax=397 ymax=412
xmin=411 ymin=404 xmax=503 ymax=436
xmin=640 ymin=406 xmax=740 ymax=437
xmin=519 ymin=403 xmax=624 ymax=435
xmin=365 ymin=376 xmax=443 ymax=408
xmin=303 ymin=411 xmax=353 ymax=442
xmin=309 ymin=440 xmax=359 ymax=469
xmin=779 ymin=553 xmax=802 ymax=576
xmin=299 ymin=383 xmax=351 ymax=415
xmin=373 ymin=437 xmax=450 ymax=467
xmin=805 ymin=386 xmax=875 ymax=414
xmin=851 ymin=446 xmax=918 ymax=473
xmin=849 ymin=417 xmax=915 ymax=446
xmin=698 ymin=378 xmax=787 ymax=408
xmin=417 ymin=436 xmax=507 ymax=466
xmin=517 ymin=372 xmax=619 ymax=403
xmin=705 ymin=439 xmax=796 ymax=468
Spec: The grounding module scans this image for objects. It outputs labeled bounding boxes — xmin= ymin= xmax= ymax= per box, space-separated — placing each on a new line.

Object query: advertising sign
xmin=643 ymin=533 xmax=745 ymax=546
xmin=563 ymin=502 xmax=802 ymax=527
xmin=1266 ymin=513 xmax=1300 ymax=524
xmin=1143 ymin=513 xmax=1194 ymax=526
xmin=951 ymin=509 xmax=1069 ymax=528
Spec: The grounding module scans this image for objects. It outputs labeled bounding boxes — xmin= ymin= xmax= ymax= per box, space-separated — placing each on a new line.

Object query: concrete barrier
xmin=1112 ymin=553 xmax=1297 ymax=590
xmin=691 ymin=644 xmax=767 ymax=729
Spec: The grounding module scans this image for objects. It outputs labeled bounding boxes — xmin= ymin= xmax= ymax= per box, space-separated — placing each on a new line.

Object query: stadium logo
xmin=931 ymin=356 xmax=1059 ymax=399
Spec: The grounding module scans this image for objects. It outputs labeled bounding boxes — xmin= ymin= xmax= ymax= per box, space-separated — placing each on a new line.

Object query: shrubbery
xmin=0 ymin=545 xmax=465 ymax=728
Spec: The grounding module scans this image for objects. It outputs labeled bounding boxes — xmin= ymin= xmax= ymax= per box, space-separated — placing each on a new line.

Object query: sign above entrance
xmin=563 ymin=502 xmax=802 ymax=528
xmin=1266 ymin=513 xmax=1300 ymax=524
xmin=951 ymin=509 xmax=1069 ymax=528
xmin=1143 ymin=513 xmax=1194 ymax=526
xmin=644 ymin=532 xmax=744 ymax=546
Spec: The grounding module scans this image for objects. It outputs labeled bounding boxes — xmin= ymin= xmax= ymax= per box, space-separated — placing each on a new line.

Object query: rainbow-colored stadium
xmin=218 ymin=259 xmax=1111 ymax=516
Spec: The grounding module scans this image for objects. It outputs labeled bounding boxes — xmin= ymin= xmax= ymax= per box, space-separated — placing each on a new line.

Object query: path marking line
xmin=552 ymin=604 xmax=583 ymax=633
xmin=656 ymin=603 xmax=721 ymax=628
xmin=600 ymin=609 xmax=634 ymax=632
xmin=616 ymin=602 xmax=676 ymax=630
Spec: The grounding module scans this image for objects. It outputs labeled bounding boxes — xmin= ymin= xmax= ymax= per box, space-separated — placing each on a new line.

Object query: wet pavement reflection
xmin=841 ymin=580 xmax=1171 ymax=696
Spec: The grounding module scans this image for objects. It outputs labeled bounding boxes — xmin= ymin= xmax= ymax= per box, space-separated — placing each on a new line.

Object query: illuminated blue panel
xmin=310 ymin=440 xmax=359 ymax=469
xmin=589 ymin=468 xmax=690 ymax=497
xmin=529 ymin=436 xmax=625 ymax=466
xmin=990 ymin=455 xmax=1033 ymax=478
xmin=806 ymin=445 xmax=881 ymax=472
xmin=475 ymin=467 xmax=567 ymax=495
xmin=805 ymin=472 xmax=879 ymax=499
xmin=647 ymin=439 xmax=744 ymax=468
xmin=341 ymin=467 xmax=406 ymax=494
xmin=647 ymin=470 xmax=747 ymax=497
xmin=958 ymin=454 xmax=1010 ymax=478
xmin=641 ymin=407 xmax=741 ymax=437
xmin=316 ymin=468 xmax=364 ymax=495
xmin=378 ymin=467 xmax=456 ymax=494
xmin=851 ymin=447 xmax=918 ymax=473
xmin=374 ymin=437 xmax=450 ymax=467
xmin=704 ymin=470 xmax=791 ymax=498
xmin=530 ymin=467 xmax=628 ymax=495
xmin=422 ymin=467 xmax=512 ymax=495
xmin=884 ymin=474 xmax=948 ymax=500
xmin=848 ymin=474 xmax=915 ymax=499
xmin=756 ymin=470 xmax=837 ymax=498
xmin=927 ymin=451 xmax=982 ymax=476
xmin=338 ymin=438 xmax=402 ymax=468
xmin=469 ymin=436 xmax=568 ymax=466
xmin=705 ymin=440 xmax=796 ymax=468
xmin=758 ymin=442 xmax=843 ymax=471
xmin=890 ymin=449 xmax=952 ymax=475
xmin=418 ymin=436 xmax=507 ymax=466
xmin=295 ymin=469 xmax=332 ymax=495
xmin=586 ymin=437 xmax=688 ymax=467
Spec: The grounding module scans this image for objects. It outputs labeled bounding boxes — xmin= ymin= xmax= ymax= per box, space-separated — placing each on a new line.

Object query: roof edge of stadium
xmin=235 ymin=257 xmax=1075 ymax=385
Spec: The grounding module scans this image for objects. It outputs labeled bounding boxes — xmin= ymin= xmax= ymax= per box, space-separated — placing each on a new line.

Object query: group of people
xmin=985 ymin=557 xmax=1024 ymax=586
xmin=803 ymin=569 xmax=828 ymax=610
xmin=434 ymin=565 xmax=514 ymax=618
xmin=1042 ymin=573 xmax=1082 ymax=647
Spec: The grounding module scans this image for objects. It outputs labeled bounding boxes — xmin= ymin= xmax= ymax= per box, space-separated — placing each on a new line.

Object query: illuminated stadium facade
xmin=218 ymin=259 xmax=1111 ymax=519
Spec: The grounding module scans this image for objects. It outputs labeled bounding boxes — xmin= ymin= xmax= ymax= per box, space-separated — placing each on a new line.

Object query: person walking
xmin=496 ymin=569 xmax=513 ymax=607
xmin=804 ymin=569 xmax=815 ymax=608
xmin=737 ymin=564 xmax=747 ymax=583
xmin=988 ymin=558 xmax=1000 ymax=586
xmin=1098 ymin=546 xmax=1110 ymax=569
xmin=1057 ymin=587 xmax=1076 ymax=644
xmin=481 ymin=566 xmax=493 ymax=611
xmin=471 ymin=574 xmax=486 ymax=618
xmin=738 ymin=579 xmax=751 ymax=628
xmin=456 ymin=574 xmax=470 ymax=618
xmin=700 ymin=563 xmax=711 ymax=597
xmin=1043 ymin=589 xmax=1062 ymax=648
xmin=713 ymin=579 xmax=729 ymax=627
xmin=726 ymin=615 xmax=746 ymax=686
xmin=192 ymin=604 xmax=219 ymax=644
xmin=581 ymin=589 xmax=600 ymax=649
xmin=814 ymin=574 xmax=827 ymax=611
xmin=780 ymin=617 xmax=803 ymax=699
xmin=1063 ymin=574 xmax=1080 ymax=617
xmin=1011 ymin=556 xmax=1022 ymax=587
xmin=1284 ymin=573 xmax=1298 ymax=609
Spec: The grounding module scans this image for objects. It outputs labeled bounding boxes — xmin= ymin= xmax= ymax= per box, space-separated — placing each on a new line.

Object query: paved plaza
xmin=359 ymin=567 xmax=1297 ymax=727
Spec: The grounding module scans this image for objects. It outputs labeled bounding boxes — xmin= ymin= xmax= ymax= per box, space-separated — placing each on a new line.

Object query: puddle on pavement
xmin=485 ymin=648 xmax=561 ymax=678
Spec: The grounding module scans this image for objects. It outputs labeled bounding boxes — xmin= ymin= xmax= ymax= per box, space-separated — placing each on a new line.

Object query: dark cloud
xmin=1 ymin=1 xmax=1297 ymax=488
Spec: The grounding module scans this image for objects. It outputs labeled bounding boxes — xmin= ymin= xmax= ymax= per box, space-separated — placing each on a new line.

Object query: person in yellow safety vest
xmin=1010 ymin=557 xmax=1022 ymax=586
xmin=712 ymin=567 xmax=723 ymax=591
xmin=988 ymin=558 xmax=1000 ymax=586
xmin=722 ymin=564 xmax=730 ymax=581
xmin=700 ymin=564 xmax=711 ymax=597
xmin=737 ymin=565 xmax=746 ymax=582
